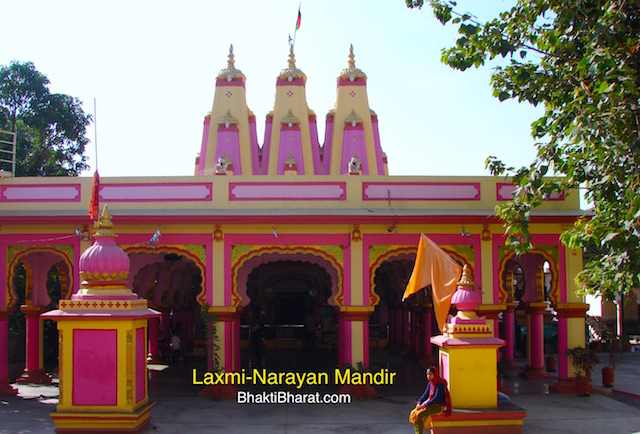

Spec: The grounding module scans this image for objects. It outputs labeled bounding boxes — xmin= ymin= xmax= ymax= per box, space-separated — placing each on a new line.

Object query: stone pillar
xmin=520 ymin=302 xmax=549 ymax=379
xmin=16 ymin=305 xmax=51 ymax=384
xmin=147 ymin=317 xmax=161 ymax=363
xmin=502 ymin=302 xmax=519 ymax=368
xmin=0 ymin=308 xmax=17 ymax=395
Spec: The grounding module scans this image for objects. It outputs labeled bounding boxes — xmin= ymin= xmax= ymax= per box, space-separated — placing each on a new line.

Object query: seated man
xmin=410 ymin=366 xmax=451 ymax=434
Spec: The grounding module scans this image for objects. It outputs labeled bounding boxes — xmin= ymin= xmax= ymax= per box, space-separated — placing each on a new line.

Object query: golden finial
xmin=281 ymin=109 xmax=300 ymax=126
xmin=284 ymin=151 xmax=297 ymax=167
xmin=279 ymin=46 xmax=306 ymax=81
xmin=94 ymin=205 xmax=116 ymax=238
xmin=340 ymin=44 xmax=367 ymax=81
xmin=218 ymin=44 xmax=245 ymax=81
xmin=218 ymin=109 xmax=239 ymax=127
xmin=344 ymin=109 xmax=362 ymax=126
xmin=457 ymin=264 xmax=475 ymax=288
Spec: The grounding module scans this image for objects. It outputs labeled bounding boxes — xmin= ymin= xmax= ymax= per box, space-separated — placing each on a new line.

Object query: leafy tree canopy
xmin=0 ymin=61 xmax=91 ymax=176
xmin=406 ymin=1 xmax=640 ymax=300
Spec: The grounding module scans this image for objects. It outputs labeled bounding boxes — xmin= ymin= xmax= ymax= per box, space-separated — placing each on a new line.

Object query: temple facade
xmin=0 ymin=46 xmax=588 ymax=396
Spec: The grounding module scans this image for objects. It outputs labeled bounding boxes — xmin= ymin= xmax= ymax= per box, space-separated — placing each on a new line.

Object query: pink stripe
xmin=261 ymin=118 xmax=273 ymax=174
xmin=1 ymin=184 xmax=81 ymax=202
xmin=322 ymin=117 xmax=334 ymax=174
xmin=364 ymin=182 xmax=481 ymax=201
xmin=197 ymin=116 xmax=211 ymax=175
xmin=249 ymin=116 xmax=260 ymax=175
xmin=215 ymin=77 xmax=245 ymax=87
xmin=337 ymin=77 xmax=367 ymax=87
xmin=277 ymin=125 xmax=305 ymax=175
xmin=497 ymin=183 xmax=565 ymax=201
xmin=100 ymin=182 xmax=212 ymax=202
xmin=276 ymin=78 xmax=305 ymax=86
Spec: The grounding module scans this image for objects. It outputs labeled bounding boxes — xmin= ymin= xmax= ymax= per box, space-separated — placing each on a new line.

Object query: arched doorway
xmin=7 ymin=248 xmax=73 ymax=384
xmin=500 ymin=251 xmax=558 ymax=378
xmin=236 ymin=255 xmax=339 ymax=372
xmin=127 ymin=249 xmax=205 ymax=364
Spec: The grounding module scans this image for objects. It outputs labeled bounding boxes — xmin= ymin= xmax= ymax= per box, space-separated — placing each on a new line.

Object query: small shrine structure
xmin=42 ymin=206 xmax=159 ymax=433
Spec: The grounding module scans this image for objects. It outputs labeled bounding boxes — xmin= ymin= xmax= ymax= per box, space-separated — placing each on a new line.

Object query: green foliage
xmin=0 ymin=61 xmax=91 ymax=176
xmin=566 ymin=346 xmax=600 ymax=377
xmin=408 ymin=1 xmax=640 ymax=301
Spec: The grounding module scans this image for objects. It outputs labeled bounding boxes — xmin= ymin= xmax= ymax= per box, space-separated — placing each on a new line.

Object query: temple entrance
xmin=500 ymin=252 xmax=557 ymax=378
xmin=6 ymin=248 xmax=73 ymax=384
xmin=128 ymin=251 xmax=205 ymax=364
xmin=241 ymin=259 xmax=337 ymax=371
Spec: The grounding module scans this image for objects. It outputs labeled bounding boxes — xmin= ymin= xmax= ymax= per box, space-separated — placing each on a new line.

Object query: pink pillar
xmin=16 ymin=305 xmax=51 ymax=384
xmin=503 ymin=302 xmax=519 ymax=368
xmin=147 ymin=317 xmax=161 ymax=362
xmin=551 ymin=303 xmax=589 ymax=393
xmin=0 ymin=308 xmax=17 ymax=395
xmin=521 ymin=302 xmax=549 ymax=379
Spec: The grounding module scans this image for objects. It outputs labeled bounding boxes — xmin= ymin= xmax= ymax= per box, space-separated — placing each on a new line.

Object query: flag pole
xmin=93 ymin=98 xmax=98 ymax=173
xmin=293 ymin=3 xmax=301 ymax=49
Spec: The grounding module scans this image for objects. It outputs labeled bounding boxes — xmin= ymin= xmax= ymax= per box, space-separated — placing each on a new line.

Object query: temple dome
xmin=79 ymin=206 xmax=130 ymax=283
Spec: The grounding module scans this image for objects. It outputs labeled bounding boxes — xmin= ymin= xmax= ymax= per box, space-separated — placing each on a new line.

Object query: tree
xmin=0 ymin=61 xmax=91 ymax=176
xmin=406 ymin=1 xmax=640 ymax=300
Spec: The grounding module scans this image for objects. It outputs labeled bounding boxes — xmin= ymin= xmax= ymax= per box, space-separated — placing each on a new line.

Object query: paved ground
xmin=2 ymin=350 xmax=640 ymax=433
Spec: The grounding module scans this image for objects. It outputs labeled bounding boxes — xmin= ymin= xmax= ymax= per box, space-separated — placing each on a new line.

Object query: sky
xmin=1 ymin=0 xmax=542 ymax=178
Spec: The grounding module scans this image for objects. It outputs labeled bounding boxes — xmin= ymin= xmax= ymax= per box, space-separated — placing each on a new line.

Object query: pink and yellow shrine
xmin=42 ymin=206 xmax=159 ymax=432
xmin=1 ymin=45 xmax=589 ymax=404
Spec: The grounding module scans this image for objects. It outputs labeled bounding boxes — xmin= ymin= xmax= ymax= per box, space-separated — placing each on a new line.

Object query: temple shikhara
xmin=0 ymin=45 xmax=590 ymax=413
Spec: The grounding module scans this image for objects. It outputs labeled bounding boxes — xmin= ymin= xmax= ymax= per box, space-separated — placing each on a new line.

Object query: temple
xmin=1 ymin=45 xmax=589 ymax=399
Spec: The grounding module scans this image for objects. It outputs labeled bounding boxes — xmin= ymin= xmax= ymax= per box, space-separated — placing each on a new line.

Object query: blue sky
xmin=1 ymin=0 xmax=541 ymax=178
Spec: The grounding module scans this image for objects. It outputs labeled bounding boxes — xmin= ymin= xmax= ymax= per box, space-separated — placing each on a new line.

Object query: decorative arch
xmin=123 ymin=245 xmax=207 ymax=305
xmin=6 ymin=246 xmax=74 ymax=308
xmin=368 ymin=245 xmax=474 ymax=307
xmin=498 ymin=246 xmax=559 ymax=305
xmin=231 ymin=245 xmax=343 ymax=307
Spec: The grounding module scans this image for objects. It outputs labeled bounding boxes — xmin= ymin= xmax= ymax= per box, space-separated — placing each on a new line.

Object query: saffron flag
xmin=296 ymin=6 xmax=301 ymax=31
xmin=403 ymin=234 xmax=462 ymax=332
xmin=88 ymin=171 xmax=100 ymax=220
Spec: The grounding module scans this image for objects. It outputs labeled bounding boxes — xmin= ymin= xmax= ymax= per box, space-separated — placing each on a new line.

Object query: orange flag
xmin=88 ymin=171 xmax=100 ymax=220
xmin=403 ymin=234 xmax=462 ymax=332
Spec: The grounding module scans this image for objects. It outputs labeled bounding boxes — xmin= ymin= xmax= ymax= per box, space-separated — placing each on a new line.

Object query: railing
xmin=0 ymin=130 xmax=16 ymax=177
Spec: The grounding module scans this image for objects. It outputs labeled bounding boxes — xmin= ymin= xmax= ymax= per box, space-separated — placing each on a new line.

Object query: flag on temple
xmin=402 ymin=234 xmax=462 ymax=333
xmin=296 ymin=5 xmax=301 ymax=31
xmin=88 ymin=171 xmax=100 ymax=220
